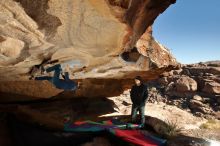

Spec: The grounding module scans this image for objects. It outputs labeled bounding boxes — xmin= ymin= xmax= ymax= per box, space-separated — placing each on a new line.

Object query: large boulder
xmin=175 ymin=76 xmax=197 ymax=92
xmin=189 ymin=99 xmax=213 ymax=115
xmin=202 ymin=81 xmax=220 ymax=95
xmin=0 ymin=0 xmax=177 ymax=100
xmin=163 ymin=76 xmax=198 ymax=98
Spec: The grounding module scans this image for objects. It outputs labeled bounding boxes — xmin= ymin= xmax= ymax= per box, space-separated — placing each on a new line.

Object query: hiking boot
xmin=138 ymin=124 xmax=145 ymax=129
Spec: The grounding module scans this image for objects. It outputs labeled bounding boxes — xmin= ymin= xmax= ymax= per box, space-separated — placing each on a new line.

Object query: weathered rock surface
xmin=0 ymin=0 xmax=177 ymax=80
xmin=202 ymin=81 xmax=220 ymax=94
xmin=0 ymin=0 xmax=177 ymax=100
xmin=193 ymin=95 xmax=203 ymax=101
xmin=189 ymin=99 xmax=213 ymax=114
xmin=175 ymin=76 xmax=197 ymax=92
xmin=145 ymin=61 xmax=220 ymax=119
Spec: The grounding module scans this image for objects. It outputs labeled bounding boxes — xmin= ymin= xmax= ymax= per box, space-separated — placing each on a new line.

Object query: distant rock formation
xmin=147 ymin=61 xmax=220 ymax=119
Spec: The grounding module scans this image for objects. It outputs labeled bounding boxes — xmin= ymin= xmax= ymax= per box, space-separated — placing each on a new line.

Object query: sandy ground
xmin=102 ymin=91 xmax=220 ymax=141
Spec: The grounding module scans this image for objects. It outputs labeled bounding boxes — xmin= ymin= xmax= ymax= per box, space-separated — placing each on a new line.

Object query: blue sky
xmin=153 ymin=0 xmax=220 ymax=64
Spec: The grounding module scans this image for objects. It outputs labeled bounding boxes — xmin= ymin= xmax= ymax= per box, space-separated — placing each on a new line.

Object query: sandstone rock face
xmin=0 ymin=0 xmax=177 ymax=99
xmin=163 ymin=76 xmax=197 ymax=98
xmin=0 ymin=0 xmax=176 ymax=80
xmin=189 ymin=99 xmax=212 ymax=114
xmin=202 ymin=82 xmax=220 ymax=94
xmin=192 ymin=95 xmax=203 ymax=101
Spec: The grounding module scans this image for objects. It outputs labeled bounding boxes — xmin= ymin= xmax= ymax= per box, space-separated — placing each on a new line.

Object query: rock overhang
xmin=0 ymin=0 xmax=177 ymax=99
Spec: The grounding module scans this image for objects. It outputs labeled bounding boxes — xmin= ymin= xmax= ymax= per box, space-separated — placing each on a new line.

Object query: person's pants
xmin=35 ymin=64 xmax=62 ymax=85
xmin=131 ymin=105 xmax=145 ymax=125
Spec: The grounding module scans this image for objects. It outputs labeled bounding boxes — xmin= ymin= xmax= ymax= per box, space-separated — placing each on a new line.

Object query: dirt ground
xmin=104 ymin=90 xmax=220 ymax=141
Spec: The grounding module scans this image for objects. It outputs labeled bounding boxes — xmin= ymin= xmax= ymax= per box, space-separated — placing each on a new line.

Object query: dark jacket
xmin=53 ymin=72 xmax=77 ymax=91
xmin=130 ymin=83 xmax=148 ymax=106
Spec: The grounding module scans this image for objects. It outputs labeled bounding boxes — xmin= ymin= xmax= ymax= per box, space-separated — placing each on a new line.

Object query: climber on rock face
xmin=130 ymin=76 xmax=148 ymax=128
xmin=33 ymin=64 xmax=77 ymax=91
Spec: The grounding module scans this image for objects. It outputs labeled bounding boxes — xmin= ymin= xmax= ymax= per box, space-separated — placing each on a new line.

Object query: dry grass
xmin=162 ymin=119 xmax=183 ymax=138
xmin=200 ymin=120 xmax=220 ymax=130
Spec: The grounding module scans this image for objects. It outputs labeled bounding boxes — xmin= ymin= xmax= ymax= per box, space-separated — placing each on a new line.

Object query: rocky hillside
xmin=146 ymin=61 xmax=220 ymax=119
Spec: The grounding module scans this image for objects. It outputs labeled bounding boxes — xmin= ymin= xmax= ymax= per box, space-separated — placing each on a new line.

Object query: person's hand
xmin=40 ymin=66 xmax=46 ymax=75
xmin=77 ymin=82 xmax=82 ymax=89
